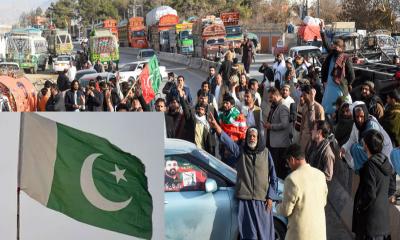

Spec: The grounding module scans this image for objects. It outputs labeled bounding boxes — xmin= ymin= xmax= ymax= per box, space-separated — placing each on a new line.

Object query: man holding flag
xmin=138 ymin=55 xmax=163 ymax=105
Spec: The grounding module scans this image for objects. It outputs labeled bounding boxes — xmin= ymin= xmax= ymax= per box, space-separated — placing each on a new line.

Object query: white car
xmin=53 ymin=55 xmax=73 ymax=72
xmin=137 ymin=49 xmax=156 ymax=61
xmin=118 ymin=61 xmax=167 ymax=83
xmin=0 ymin=62 xmax=20 ymax=71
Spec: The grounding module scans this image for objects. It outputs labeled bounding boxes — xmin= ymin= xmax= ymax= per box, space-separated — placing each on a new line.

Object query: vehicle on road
xmin=137 ymin=49 xmax=156 ymax=61
xmin=0 ymin=62 xmax=20 ymax=71
xmin=146 ymin=6 xmax=179 ymax=52
xmin=220 ymin=12 xmax=243 ymax=53
xmin=6 ymin=28 xmax=48 ymax=73
xmin=119 ymin=60 xmax=168 ymax=82
xmin=118 ymin=17 xmax=149 ymax=48
xmin=164 ymin=138 xmax=287 ymax=240
xmin=44 ymin=29 xmax=73 ymax=57
xmin=288 ymin=46 xmax=322 ymax=69
xmin=78 ymin=72 xmax=115 ymax=88
xmin=193 ymin=15 xmax=228 ymax=61
xmin=74 ymin=69 xmax=97 ymax=81
xmin=89 ymin=28 xmax=120 ymax=68
xmin=53 ymin=55 xmax=73 ymax=73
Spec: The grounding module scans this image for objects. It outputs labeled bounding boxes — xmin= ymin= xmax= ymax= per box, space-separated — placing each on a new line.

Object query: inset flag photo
xmin=0 ymin=113 xmax=164 ymax=240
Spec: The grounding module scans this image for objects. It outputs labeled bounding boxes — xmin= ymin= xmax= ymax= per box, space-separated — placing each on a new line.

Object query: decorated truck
xmin=146 ymin=6 xmax=179 ymax=52
xmin=169 ymin=22 xmax=194 ymax=55
xmin=45 ymin=29 xmax=73 ymax=57
xmin=95 ymin=18 xmax=119 ymax=40
xmin=220 ymin=12 xmax=243 ymax=53
xmin=126 ymin=17 xmax=149 ymax=48
xmin=193 ymin=15 xmax=227 ymax=60
xmin=89 ymin=29 xmax=119 ymax=67
xmin=6 ymin=28 xmax=48 ymax=73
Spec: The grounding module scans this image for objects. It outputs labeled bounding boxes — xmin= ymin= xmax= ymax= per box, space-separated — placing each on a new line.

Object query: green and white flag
xmin=18 ymin=113 xmax=153 ymax=239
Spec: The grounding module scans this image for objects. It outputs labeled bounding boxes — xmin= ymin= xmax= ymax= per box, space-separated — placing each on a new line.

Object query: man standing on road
xmin=306 ymin=120 xmax=336 ymax=181
xmin=277 ymin=143 xmax=328 ymax=240
xmin=352 ymin=129 xmax=393 ymax=240
xmin=264 ymin=87 xmax=291 ymax=179
xmin=209 ymin=114 xmax=278 ymax=240
xmin=240 ymin=34 xmax=254 ymax=74
xmin=206 ymin=66 xmax=217 ymax=86
xmin=57 ymin=69 xmax=70 ymax=92
xmin=45 ymin=84 xmax=64 ymax=111
xmin=94 ymin=60 xmax=103 ymax=73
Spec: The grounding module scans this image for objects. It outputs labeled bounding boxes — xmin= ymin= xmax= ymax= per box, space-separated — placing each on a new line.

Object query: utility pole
xmin=317 ymin=0 xmax=320 ymax=18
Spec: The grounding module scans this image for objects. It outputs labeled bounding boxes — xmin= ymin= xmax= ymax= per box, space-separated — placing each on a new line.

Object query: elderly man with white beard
xmin=209 ymin=114 xmax=278 ymax=240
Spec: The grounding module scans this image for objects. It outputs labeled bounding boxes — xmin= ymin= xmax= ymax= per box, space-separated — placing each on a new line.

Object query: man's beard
xmin=247 ymin=140 xmax=257 ymax=149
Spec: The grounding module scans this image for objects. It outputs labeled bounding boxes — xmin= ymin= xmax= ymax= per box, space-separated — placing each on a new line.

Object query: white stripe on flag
xmin=19 ymin=113 xmax=58 ymax=205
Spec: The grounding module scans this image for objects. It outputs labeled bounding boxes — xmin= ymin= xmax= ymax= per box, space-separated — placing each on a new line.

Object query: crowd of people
xmin=155 ymin=31 xmax=399 ymax=240
xmin=11 ymin=23 xmax=400 ymax=240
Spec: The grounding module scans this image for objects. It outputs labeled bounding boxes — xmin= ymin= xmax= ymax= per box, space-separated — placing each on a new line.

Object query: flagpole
xmin=17 ymin=113 xmax=25 ymax=240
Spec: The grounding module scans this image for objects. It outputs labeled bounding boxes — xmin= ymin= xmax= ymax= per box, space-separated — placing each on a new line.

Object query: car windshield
xmin=0 ymin=64 xmax=19 ymax=71
xmin=120 ymin=63 xmax=137 ymax=72
xmin=298 ymin=49 xmax=321 ymax=58
xmin=75 ymin=70 xmax=97 ymax=80
xmin=141 ymin=50 xmax=155 ymax=58
xmin=206 ymin=38 xmax=225 ymax=45
xmin=57 ymin=56 xmax=70 ymax=61
xmin=191 ymin=148 xmax=236 ymax=183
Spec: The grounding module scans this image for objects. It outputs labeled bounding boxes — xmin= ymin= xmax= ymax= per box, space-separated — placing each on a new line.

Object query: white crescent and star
xmin=80 ymin=153 xmax=132 ymax=212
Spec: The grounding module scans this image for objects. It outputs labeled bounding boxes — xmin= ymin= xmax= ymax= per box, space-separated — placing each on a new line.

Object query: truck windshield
xmin=132 ymin=30 xmax=145 ymax=38
xmin=206 ymin=39 xmax=224 ymax=45
xmin=180 ymin=31 xmax=192 ymax=40
xmin=57 ymin=35 xmax=70 ymax=44
xmin=226 ymin=26 xmax=242 ymax=36
xmin=34 ymin=40 xmax=47 ymax=54
xmin=7 ymin=37 xmax=31 ymax=54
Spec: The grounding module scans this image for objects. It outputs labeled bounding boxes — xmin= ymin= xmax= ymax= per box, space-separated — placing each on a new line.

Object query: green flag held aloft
xmin=19 ymin=113 xmax=153 ymax=239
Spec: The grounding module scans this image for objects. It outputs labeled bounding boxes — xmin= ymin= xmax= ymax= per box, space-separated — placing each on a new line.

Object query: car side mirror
xmin=205 ymin=178 xmax=218 ymax=193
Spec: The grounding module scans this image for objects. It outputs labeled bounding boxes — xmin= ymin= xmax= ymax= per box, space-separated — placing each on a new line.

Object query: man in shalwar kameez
xmin=209 ymin=113 xmax=278 ymax=240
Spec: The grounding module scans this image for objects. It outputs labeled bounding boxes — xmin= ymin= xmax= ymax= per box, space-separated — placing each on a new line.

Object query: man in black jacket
xmin=353 ymin=129 xmax=394 ymax=240
xmin=64 ymin=80 xmax=85 ymax=111
xmin=57 ymin=69 xmax=70 ymax=92
xmin=85 ymin=80 xmax=103 ymax=111
xmin=45 ymin=84 xmax=64 ymax=111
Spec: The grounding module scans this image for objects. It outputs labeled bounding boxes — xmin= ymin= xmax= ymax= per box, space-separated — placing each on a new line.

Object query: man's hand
xmin=340 ymin=147 xmax=346 ymax=158
xmin=208 ymin=112 xmax=218 ymax=129
xmin=264 ymin=122 xmax=272 ymax=130
xmin=265 ymin=198 xmax=273 ymax=212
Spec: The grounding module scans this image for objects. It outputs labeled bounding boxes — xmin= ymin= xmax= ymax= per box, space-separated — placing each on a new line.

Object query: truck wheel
xmin=33 ymin=66 xmax=38 ymax=74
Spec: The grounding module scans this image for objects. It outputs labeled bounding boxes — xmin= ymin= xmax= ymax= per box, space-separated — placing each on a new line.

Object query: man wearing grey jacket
xmin=264 ymin=87 xmax=291 ymax=179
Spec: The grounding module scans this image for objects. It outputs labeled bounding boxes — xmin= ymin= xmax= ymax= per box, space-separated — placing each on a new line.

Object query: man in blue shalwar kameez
xmin=209 ymin=114 xmax=278 ymax=240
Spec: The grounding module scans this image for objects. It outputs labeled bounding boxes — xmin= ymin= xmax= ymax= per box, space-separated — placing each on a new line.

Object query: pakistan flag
xmin=18 ymin=113 xmax=153 ymax=239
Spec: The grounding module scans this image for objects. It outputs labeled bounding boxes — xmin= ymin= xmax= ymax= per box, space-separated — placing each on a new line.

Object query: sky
xmin=0 ymin=0 xmax=52 ymax=25
xmin=0 ymin=113 xmax=165 ymax=240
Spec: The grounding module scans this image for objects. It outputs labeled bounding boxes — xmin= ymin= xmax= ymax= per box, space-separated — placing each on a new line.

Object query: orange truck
xmin=101 ymin=18 xmax=119 ymax=40
xmin=118 ymin=17 xmax=149 ymax=48
xmin=193 ymin=16 xmax=227 ymax=60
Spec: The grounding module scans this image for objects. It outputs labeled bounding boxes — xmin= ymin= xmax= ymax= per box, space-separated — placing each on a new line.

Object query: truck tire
xmin=32 ymin=66 xmax=38 ymax=74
